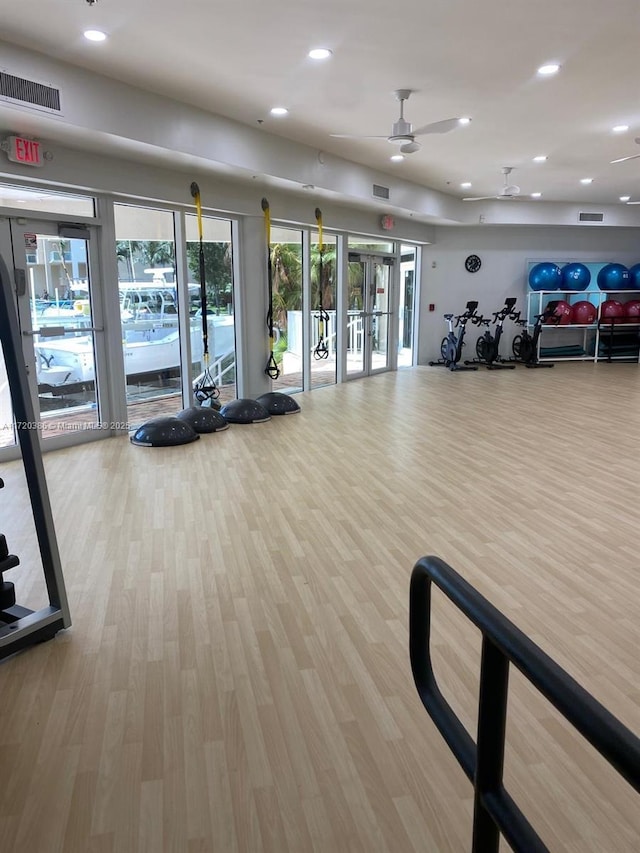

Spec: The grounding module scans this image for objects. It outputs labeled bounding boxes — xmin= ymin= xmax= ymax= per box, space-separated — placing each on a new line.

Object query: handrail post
xmin=472 ymin=636 xmax=509 ymax=853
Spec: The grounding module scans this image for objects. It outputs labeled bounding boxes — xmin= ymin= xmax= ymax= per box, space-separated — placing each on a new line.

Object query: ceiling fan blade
xmin=625 ymin=200 xmax=640 ymax=204
xmin=463 ymin=196 xmax=499 ymax=201
xmin=412 ymin=118 xmax=461 ymax=136
xmin=400 ymin=140 xmax=421 ymax=154
xmin=610 ymin=153 xmax=640 ymax=164
xmin=329 ymin=133 xmax=388 ymax=139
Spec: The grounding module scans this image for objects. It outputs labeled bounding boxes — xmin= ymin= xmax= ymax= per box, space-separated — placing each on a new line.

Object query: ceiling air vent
xmin=0 ymin=71 xmax=61 ymax=113
xmin=578 ymin=212 xmax=604 ymax=223
xmin=373 ymin=184 xmax=390 ymax=200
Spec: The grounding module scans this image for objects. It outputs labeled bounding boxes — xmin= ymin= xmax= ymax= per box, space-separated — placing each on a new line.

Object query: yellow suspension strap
xmin=190 ymin=182 xmax=219 ymax=403
xmin=313 ymin=207 xmax=330 ymax=360
xmin=262 ymin=197 xmax=280 ymax=380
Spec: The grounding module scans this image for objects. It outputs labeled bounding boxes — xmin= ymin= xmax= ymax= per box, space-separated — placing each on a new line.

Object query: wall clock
xmin=465 ymin=254 xmax=482 ymax=273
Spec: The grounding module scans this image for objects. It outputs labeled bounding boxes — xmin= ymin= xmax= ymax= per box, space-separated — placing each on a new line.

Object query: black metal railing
xmin=409 ymin=555 xmax=640 ymax=853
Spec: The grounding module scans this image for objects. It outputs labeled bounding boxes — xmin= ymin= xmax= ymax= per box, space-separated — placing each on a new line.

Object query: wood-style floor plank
xmin=1 ymin=362 xmax=639 ymax=851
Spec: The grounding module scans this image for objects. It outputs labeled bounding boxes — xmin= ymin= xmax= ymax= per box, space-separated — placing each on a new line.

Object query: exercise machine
xmin=429 ymin=301 xmax=480 ymax=371
xmin=0 ymin=254 xmax=71 ymax=661
xmin=465 ymin=297 xmax=518 ymax=369
xmin=511 ymin=302 xmax=557 ymax=368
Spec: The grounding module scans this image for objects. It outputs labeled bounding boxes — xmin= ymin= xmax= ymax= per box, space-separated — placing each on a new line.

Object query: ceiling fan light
xmin=533 ymin=156 xmax=547 ymax=162
xmin=612 ymin=125 xmax=629 ymax=134
xmin=580 ymin=178 xmax=593 ymax=184
xmin=458 ymin=117 xmax=471 ymax=125
xmin=460 ymin=182 xmax=472 ymax=188
xmin=390 ymin=154 xmax=404 ymax=162
xmin=270 ymin=107 xmax=288 ymax=116
xmin=531 ymin=192 xmax=542 ymax=198
xmin=620 ymin=195 xmax=631 ymax=202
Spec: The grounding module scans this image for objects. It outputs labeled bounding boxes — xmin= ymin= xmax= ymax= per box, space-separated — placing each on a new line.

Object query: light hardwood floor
xmin=1 ymin=363 xmax=639 ymax=852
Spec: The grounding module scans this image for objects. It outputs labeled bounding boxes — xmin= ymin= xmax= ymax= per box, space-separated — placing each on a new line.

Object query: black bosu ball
xmin=256 ymin=392 xmax=301 ymax=415
xmin=130 ymin=416 xmax=200 ymax=447
xmin=176 ymin=407 xmax=229 ymax=433
xmin=219 ymin=398 xmax=271 ymax=424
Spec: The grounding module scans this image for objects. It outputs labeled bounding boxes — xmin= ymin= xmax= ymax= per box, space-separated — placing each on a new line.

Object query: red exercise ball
xmin=600 ymin=300 xmax=624 ymax=320
xmin=547 ymin=299 xmax=572 ymax=324
xmin=570 ymin=300 xmax=597 ymax=325
xmin=624 ymin=300 xmax=640 ymax=322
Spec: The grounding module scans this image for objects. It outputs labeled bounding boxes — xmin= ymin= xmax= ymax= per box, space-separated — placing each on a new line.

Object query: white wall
xmin=418 ymin=225 xmax=640 ymax=363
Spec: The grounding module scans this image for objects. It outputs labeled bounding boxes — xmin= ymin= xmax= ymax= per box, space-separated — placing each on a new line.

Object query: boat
xmin=34 ymin=283 xmax=236 ymax=392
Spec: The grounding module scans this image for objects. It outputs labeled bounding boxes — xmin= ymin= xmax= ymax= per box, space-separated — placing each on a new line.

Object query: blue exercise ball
xmin=561 ymin=263 xmax=591 ymax=291
xmin=627 ymin=263 xmax=640 ymax=290
xmin=528 ymin=262 xmax=562 ymax=291
xmin=597 ymin=263 xmax=630 ymax=291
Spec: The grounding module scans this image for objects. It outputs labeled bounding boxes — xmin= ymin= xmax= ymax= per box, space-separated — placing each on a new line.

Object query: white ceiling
xmin=2 ymin=0 xmax=640 ymax=207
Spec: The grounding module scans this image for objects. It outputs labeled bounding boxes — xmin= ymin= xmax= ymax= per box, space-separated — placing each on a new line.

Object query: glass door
xmin=114 ymin=204 xmax=181 ymax=426
xmin=398 ymin=245 xmax=417 ymax=367
xmin=346 ymin=253 xmax=394 ymax=377
xmin=10 ymin=219 xmax=103 ymax=444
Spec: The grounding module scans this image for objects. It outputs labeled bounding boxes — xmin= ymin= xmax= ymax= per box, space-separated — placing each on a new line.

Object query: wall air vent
xmin=0 ymin=71 xmax=61 ymax=113
xmin=372 ymin=184 xmax=390 ymax=200
xmin=578 ymin=212 xmax=604 ymax=223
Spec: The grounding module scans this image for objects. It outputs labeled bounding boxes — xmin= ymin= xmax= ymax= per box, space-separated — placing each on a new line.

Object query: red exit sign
xmin=5 ymin=136 xmax=43 ymax=167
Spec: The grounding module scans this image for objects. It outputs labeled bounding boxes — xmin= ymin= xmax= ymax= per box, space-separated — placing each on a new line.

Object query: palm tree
xmin=310 ymin=245 xmax=336 ymax=310
xmin=116 ymin=240 xmax=141 ymax=280
xmin=139 ymin=241 xmax=174 ymax=269
xmin=186 ymin=241 xmax=233 ymax=314
xmin=270 ymin=243 xmax=302 ymax=330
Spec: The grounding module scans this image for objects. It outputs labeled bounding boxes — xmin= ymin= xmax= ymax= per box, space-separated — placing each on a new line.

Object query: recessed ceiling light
xmin=612 ymin=125 xmax=629 ymax=133
xmin=308 ymin=48 xmax=332 ymax=60
xmin=270 ymin=107 xmax=288 ymax=116
xmin=580 ymin=178 xmax=593 ymax=184
xmin=390 ymin=154 xmax=404 ymax=162
xmin=84 ymin=29 xmax=107 ymax=42
xmin=620 ymin=195 xmax=631 ymax=202
xmin=460 ymin=182 xmax=472 ymax=188
xmin=531 ymin=192 xmax=542 ymax=198
xmin=458 ymin=118 xmax=471 ymax=125
xmin=533 ymin=156 xmax=547 ymax=162
xmin=538 ymin=63 xmax=560 ymax=76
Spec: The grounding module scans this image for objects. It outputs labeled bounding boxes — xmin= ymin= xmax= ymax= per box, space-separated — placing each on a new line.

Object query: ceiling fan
xmin=463 ymin=167 xmax=521 ymax=201
xmin=329 ymin=89 xmax=464 ymax=155
xmin=611 ymin=137 xmax=640 ymax=164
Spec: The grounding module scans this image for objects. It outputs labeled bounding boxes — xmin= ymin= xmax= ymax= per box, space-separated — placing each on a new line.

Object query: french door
xmin=346 ymin=253 xmax=394 ymax=378
xmin=0 ymin=218 xmax=106 ymax=454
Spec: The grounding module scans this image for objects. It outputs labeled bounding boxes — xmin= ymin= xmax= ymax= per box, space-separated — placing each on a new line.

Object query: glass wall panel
xmin=348 ymin=237 xmax=394 ymax=253
xmin=24 ymin=232 xmax=100 ymax=436
xmin=270 ymin=227 xmax=303 ymax=393
xmin=185 ymin=214 xmax=236 ymax=404
xmin=346 ymin=259 xmax=366 ymax=376
xmin=399 ymin=245 xmax=417 ymax=367
xmin=0 ymin=348 xmax=15 ymax=449
xmin=310 ymin=231 xmax=337 ymax=388
xmin=0 ymin=183 xmax=94 ymax=217
xmin=114 ymin=204 xmax=180 ymax=425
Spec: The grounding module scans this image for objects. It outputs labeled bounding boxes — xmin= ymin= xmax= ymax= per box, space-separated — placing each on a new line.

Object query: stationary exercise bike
xmin=429 ymin=301 xmax=479 ymax=371
xmin=465 ymin=297 xmax=518 ymax=369
xmin=511 ymin=302 xmax=558 ymax=368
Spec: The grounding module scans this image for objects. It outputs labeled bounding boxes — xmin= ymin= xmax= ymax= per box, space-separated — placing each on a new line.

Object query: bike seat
xmin=443 ymin=313 xmax=454 ymax=320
